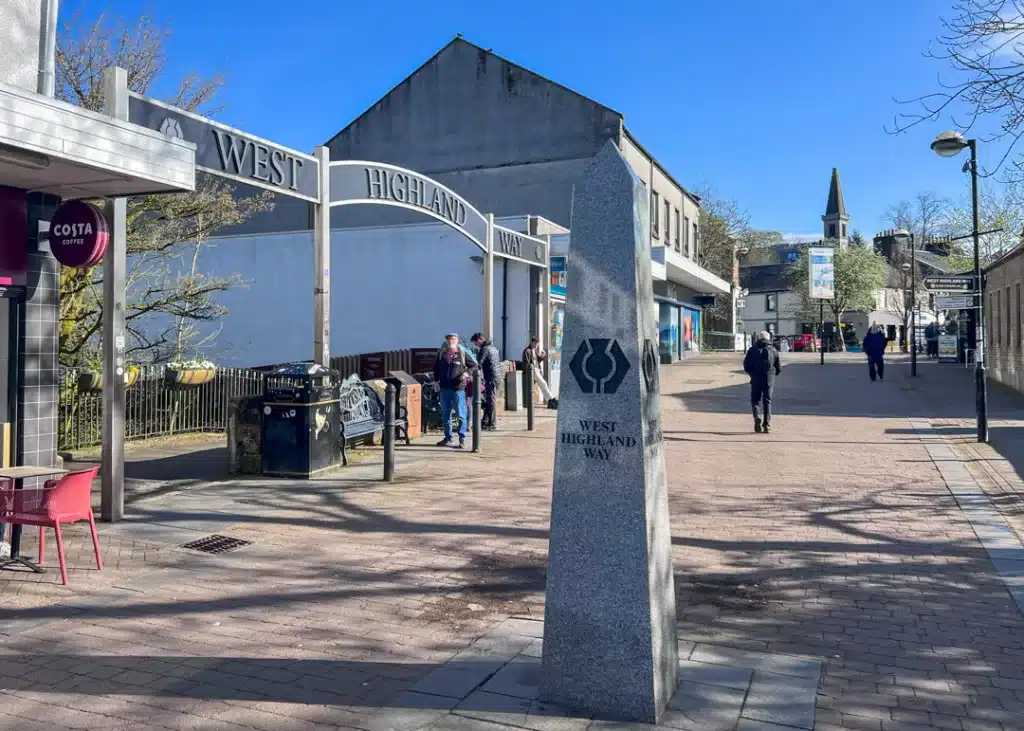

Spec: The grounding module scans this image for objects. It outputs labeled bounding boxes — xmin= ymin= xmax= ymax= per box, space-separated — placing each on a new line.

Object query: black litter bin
xmin=261 ymin=363 xmax=342 ymax=478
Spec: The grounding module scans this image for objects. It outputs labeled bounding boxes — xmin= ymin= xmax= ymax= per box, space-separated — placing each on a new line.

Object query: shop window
xmin=651 ymin=191 xmax=660 ymax=238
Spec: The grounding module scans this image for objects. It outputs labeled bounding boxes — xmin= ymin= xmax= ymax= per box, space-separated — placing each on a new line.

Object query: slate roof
xmin=741 ymin=264 xmax=792 ymax=293
xmin=825 ymin=168 xmax=846 ymax=217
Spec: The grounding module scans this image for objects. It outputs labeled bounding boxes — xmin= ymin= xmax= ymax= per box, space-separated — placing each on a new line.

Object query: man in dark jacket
xmin=472 ymin=333 xmax=502 ymax=430
xmin=862 ymin=323 xmax=890 ymax=382
xmin=743 ymin=330 xmax=782 ymax=433
xmin=434 ymin=333 xmax=477 ymax=448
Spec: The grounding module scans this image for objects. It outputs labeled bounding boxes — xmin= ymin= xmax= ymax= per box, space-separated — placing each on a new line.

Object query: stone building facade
xmin=985 ymin=245 xmax=1024 ymax=394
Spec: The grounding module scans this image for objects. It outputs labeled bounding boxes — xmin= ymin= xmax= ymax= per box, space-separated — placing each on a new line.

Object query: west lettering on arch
xmin=212 ymin=130 xmax=305 ymax=191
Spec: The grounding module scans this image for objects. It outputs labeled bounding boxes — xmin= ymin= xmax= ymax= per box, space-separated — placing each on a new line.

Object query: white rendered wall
xmin=182 ymin=221 xmax=534 ymax=367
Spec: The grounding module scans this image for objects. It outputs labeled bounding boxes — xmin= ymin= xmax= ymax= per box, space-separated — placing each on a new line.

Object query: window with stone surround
xmin=1007 ymin=286 xmax=1012 ymax=349
xmin=1011 ymin=282 xmax=1019 ymax=348
xmin=991 ymin=288 xmax=999 ymax=346
xmin=664 ymin=201 xmax=671 ymax=249
xmin=651 ymin=191 xmax=660 ymax=238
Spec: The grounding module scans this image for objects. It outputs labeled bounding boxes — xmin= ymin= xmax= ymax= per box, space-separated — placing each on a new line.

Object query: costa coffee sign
xmin=49 ymin=201 xmax=109 ymax=268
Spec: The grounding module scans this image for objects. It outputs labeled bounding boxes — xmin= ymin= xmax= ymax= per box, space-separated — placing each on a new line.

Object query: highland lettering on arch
xmin=327 ymin=161 xmax=489 ymax=250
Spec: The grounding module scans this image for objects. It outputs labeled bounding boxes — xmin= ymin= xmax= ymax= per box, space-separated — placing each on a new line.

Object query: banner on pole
xmin=808 ymin=247 xmax=835 ymax=300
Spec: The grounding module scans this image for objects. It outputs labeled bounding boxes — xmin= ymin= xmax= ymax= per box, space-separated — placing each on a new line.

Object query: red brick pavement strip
xmin=0 ymin=355 xmax=1022 ymax=729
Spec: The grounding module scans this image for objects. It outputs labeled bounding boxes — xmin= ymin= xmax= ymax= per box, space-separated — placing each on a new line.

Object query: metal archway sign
xmin=328 ymin=161 xmax=488 ymax=251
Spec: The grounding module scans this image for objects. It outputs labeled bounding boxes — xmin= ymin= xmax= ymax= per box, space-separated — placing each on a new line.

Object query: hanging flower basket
xmin=165 ymin=360 xmax=217 ymax=388
xmin=78 ymin=365 xmax=141 ymax=392
xmin=77 ymin=371 xmax=102 ymax=393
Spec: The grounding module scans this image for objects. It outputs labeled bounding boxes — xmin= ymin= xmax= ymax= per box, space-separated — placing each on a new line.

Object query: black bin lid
xmin=271 ymin=362 xmax=330 ymax=377
xmin=386 ymin=370 xmax=419 ymax=386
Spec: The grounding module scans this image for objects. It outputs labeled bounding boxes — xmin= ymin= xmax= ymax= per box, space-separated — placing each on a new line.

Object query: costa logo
xmin=49 ymin=201 xmax=108 ymax=268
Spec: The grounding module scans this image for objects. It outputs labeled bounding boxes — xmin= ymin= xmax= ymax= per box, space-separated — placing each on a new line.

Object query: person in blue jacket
xmin=862 ymin=323 xmax=891 ymax=382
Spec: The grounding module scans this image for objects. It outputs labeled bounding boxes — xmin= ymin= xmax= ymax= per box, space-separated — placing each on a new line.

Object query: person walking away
xmin=434 ymin=333 xmax=474 ymax=448
xmin=471 ymin=333 xmax=502 ymax=430
xmin=863 ymin=323 xmax=890 ymax=381
xmin=522 ymin=336 xmax=557 ymax=408
xmin=925 ymin=321 xmax=939 ymax=359
xmin=743 ymin=330 xmax=781 ymax=433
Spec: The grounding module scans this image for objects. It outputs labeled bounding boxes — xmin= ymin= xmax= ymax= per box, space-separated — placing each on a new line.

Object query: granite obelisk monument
xmin=541 ymin=141 xmax=678 ymax=723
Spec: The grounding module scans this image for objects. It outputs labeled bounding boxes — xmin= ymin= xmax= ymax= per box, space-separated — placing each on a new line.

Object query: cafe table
xmin=0 ymin=466 xmax=69 ymax=573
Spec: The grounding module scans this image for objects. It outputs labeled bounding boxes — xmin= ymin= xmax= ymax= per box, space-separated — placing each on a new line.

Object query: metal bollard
xmin=472 ymin=370 xmax=482 ymax=452
xmin=383 ymin=384 xmax=396 ymax=482
xmin=523 ymin=364 xmax=535 ymax=431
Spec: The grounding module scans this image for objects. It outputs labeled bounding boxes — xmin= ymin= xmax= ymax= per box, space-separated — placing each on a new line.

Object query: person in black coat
xmin=862 ymin=323 xmax=891 ymax=381
xmin=471 ymin=333 xmax=503 ymax=430
xmin=743 ymin=330 xmax=782 ymax=433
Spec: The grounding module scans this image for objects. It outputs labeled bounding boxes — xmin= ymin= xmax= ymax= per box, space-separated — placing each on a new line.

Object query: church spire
xmin=822 ymin=167 xmax=849 ymax=246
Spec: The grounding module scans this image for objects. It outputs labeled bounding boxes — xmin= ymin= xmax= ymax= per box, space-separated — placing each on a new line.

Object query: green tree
xmin=786 ymin=241 xmax=887 ymax=351
xmin=55 ymin=12 xmax=273 ymax=367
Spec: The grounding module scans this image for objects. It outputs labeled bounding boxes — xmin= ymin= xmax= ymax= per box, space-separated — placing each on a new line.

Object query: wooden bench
xmin=337 ymin=376 xmax=409 ymax=466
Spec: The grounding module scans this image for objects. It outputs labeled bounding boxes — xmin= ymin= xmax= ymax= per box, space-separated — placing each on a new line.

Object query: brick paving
xmin=0 ymin=353 xmax=1021 ymax=729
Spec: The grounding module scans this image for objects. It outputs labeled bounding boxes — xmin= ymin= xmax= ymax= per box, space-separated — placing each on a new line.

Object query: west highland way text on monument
xmin=559 ymin=420 xmax=638 ymax=461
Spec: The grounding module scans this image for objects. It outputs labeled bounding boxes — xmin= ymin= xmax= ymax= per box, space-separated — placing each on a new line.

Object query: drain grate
xmin=180 ymin=535 xmax=252 ymax=554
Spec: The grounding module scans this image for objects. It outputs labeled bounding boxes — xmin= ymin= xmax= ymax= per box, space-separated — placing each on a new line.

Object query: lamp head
xmin=931 ymin=130 xmax=969 ymax=158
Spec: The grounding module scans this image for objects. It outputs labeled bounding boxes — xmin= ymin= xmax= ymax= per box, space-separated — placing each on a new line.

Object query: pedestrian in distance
xmin=434 ymin=332 xmax=478 ymax=449
xmin=743 ymin=330 xmax=782 ymax=434
xmin=471 ymin=332 xmax=503 ymax=430
xmin=521 ymin=336 xmax=558 ymax=408
xmin=862 ymin=323 xmax=891 ymax=382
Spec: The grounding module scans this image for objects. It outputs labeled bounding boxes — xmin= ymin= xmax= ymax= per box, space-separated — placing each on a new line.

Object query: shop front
xmin=0 ymin=69 xmax=195 ymax=512
xmin=548 ymin=255 xmax=566 ymax=397
xmin=653 ymin=281 xmax=706 ymax=363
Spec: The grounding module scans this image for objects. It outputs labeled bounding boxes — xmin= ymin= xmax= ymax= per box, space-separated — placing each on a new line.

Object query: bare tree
xmin=890 ymin=0 xmax=1024 ymax=176
xmin=883 ymin=192 xmax=952 ymax=242
xmin=56 ymin=12 xmax=273 ymax=367
xmin=694 ymin=186 xmax=783 ymax=328
xmin=883 ymin=250 xmax=927 ymax=349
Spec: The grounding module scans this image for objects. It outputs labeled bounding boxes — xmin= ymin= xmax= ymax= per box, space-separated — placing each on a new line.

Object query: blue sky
xmin=64 ymin=0 xmax=995 ymax=238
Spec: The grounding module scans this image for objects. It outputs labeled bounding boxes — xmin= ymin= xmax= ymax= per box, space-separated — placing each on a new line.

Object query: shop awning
xmin=0 ymin=80 xmax=195 ymax=199
xmin=653 ymin=246 xmax=730 ymax=295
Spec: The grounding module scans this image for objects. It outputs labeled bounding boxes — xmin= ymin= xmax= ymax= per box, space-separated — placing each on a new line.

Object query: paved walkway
xmin=0 ymin=353 xmax=1022 ymax=730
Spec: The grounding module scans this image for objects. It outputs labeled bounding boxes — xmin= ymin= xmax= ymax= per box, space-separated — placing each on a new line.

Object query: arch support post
xmin=483 ymin=213 xmax=495 ymax=339
xmin=313 ymin=145 xmax=331 ymax=367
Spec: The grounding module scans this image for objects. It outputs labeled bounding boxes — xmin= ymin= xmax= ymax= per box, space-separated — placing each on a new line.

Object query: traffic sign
xmin=924 ymin=275 xmax=976 ymax=293
xmin=935 ymin=295 xmax=977 ymax=310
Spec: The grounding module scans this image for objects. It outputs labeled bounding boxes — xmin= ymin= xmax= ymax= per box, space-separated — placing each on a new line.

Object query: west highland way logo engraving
xmin=642 ymin=339 xmax=658 ymax=393
xmin=569 ymin=338 xmax=630 ymax=395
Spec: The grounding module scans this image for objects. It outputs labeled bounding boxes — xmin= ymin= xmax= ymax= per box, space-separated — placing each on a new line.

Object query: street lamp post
xmin=895 ymin=227 xmax=917 ymax=377
xmin=900 ymin=257 xmax=917 ymax=377
xmin=931 ymin=131 xmax=987 ymax=443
